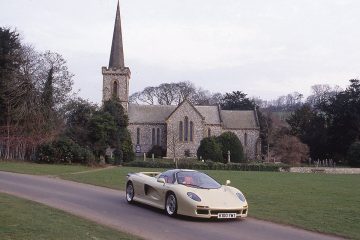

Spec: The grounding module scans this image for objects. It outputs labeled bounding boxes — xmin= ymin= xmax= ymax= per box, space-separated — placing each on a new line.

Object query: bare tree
xmin=167 ymin=123 xmax=180 ymax=167
xmin=273 ymin=135 xmax=309 ymax=165
xmin=138 ymin=87 xmax=157 ymax=105
xmin=176 ymin=81 xmax=196 ymax=104
xmin=37 ymin=51 xmax=74 ymax=110
xmin=129 ymin=91 xmax=141 ymax=104
xmin=306 ymin=84 xmax=342 ymax=107
xmin=155 ymin=83 xmax=178 ymax=105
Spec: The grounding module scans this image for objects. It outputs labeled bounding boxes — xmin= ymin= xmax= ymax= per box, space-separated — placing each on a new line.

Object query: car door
xmin=144 ymin=171 xmax=173 ymax=206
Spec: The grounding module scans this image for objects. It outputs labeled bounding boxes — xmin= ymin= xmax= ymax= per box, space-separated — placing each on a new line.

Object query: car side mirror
xmin=225 ymin=180 xmax=231 ymax=186
xmin=157 ymin=178 xmax=166 ymax=184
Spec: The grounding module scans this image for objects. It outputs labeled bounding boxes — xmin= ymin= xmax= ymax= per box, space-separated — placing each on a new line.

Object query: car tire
xmin=126 ymin=182 xmax=135 ymax=203
xmin=165 ymin=192 xmax=177 ymax=217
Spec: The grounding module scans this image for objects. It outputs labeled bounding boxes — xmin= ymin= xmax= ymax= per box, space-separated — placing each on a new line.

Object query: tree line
xmin=131 ymin=80 xmax=360 ymax=167
xmin=0 ymin=27 xmax=133 ymax=164
xmin=1 ymin=27 xmax=359 ymax=167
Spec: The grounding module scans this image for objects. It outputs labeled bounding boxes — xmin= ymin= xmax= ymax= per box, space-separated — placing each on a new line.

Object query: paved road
xmin=0 ymin=171 xmax=342 ymax=240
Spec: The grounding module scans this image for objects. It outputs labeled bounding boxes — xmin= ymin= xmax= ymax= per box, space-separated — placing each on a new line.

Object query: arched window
xmin=184 ymin=116 xmax=189 ymax=142
xmin=190 ymin=121 xmax=194 ymax=142
xmin=156 ymin=128 xmax=161 ymax=145
xmin=152 ymin=128 xmax=156 ymax=145
xmin=136 ymin=128 xmax=140 ymax=145
xmin=113 ymin=81 xmax=118 ymax=97
xmin=179 ymin=121 xmax=183 ymax=141
xmin=208 ymin=128 xmax=211 ymax=137
xmin=244 ymin=133 xmax=248 ymax=146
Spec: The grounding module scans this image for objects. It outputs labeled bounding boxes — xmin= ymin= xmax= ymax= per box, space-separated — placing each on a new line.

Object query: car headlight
xmin=236 ymin=192 xmax=246 ymax=202
xmin=187 ymin=192 xmax=201 ymax=202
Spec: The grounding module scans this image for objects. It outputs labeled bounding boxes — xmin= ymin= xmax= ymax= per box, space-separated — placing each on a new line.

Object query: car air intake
xmin=196 ymin=209 xmax=209 ymax=215
xmin=211 ymin=210 xmax=242 ymax=215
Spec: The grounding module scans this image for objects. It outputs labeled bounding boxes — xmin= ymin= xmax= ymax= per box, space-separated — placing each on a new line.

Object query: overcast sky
xmin=1 ymin=0 xmax=360 ymax=103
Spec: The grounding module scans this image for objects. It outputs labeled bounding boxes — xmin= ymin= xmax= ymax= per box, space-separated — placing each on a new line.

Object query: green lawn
xmin=1 ymin=161 xmax=359 ymax=239
xmin=0 ymin=161 xmax=92 ymax=175
xmin=62 ymin=167 xmax=360 ymax=239
xmin=0 ymin=193 xmax=140 ymax=240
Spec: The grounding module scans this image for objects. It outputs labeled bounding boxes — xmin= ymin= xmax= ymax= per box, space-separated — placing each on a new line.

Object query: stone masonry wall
xmin=128 ymin=123 xmax=167 ymax=156
xmin=205 ymin=125 xmax=222 ymax=138
xmin=289 ymin=167 xmax=360 ymax=174
xmin=166 ymin=101 xmax=205 ymax=158
xmin=102 ymin=67 xmax=130 ymax=111
xmin=226 ymin=129 xmax=260 ymax=160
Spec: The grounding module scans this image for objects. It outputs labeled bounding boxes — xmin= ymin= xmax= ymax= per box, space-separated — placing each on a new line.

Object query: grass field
xmin=0 ymin=193 xmax=140 ymax=240
xmin=1 ymin=161 xmax=360 ymax=239
xmin=0 ymin=161 xmax=92 ymax=175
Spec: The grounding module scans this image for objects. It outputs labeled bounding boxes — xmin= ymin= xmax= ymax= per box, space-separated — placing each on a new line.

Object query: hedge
xmin=124 ymin=159 xmax=289 ymax=172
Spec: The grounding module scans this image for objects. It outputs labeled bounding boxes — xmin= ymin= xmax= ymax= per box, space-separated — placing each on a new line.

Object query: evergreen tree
xmin=0 ymin=27 xmax=22 ymax=125
xmin=287 ymin=104 xmax=328 ymax=159
xmin=322 ymin=79 xmax=360 ymax=159
xmin=64 ymin=98 xmax=98 ymax=147
xmin=220 ymin=91 xmax=255 ymax=110
xmin=42 ymin=67 xmax=54 ymax=121
xmin=197 ymin=137 xmax=223 ymax=162
xmin=87 ymin=98 xmax=134 ymax=163
xmin=216 ymin=132 xmax=245 ymax=163
xmin=347 ymin=141 xmax=360 ymax=167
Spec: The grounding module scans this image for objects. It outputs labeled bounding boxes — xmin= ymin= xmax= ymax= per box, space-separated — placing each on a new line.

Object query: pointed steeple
xmin=109 ymin=0 xmax=125 ymax=68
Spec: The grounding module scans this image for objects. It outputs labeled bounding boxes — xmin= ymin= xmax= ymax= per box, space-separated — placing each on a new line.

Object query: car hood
xmin=186 ymin=186 xmax=246 ymax=208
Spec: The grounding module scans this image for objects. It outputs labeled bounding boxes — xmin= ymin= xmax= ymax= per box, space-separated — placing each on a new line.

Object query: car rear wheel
xmin=126 ymin=182 xmax=134 ymax=203
xmin=165 ymin=193 xmax=177 ymax=216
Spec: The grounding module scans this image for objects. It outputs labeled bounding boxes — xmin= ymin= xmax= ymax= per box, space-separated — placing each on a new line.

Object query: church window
xmin=190 ymin=121 xmax=194 ymax=142
xmin=179 ymin=121 xmax=183 ymax=141
xmin=113 ymin=81 xmax=118 ymax=97
xmin=184 ymin=116 xmax=189 ymax=142
xmin=136 ymin=128 xmax=140 ymax=145
xmin=152 ymin=128 xmax=156 ymax=145
xmin=208 ymin=128 xmax=211 ymax=137
xmin=157 ymin=128 xmax=161 ymax=145
xmin=244 ymin=133 xmax=248 ymax=146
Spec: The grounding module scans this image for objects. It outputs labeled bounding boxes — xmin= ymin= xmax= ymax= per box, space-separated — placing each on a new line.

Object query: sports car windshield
xmin=176 ymin=171 xmax=221 ymax=189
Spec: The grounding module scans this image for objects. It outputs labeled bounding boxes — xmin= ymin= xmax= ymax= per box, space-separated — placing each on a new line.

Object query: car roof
xmin=163 ymin=169 xmax=197 ymax=174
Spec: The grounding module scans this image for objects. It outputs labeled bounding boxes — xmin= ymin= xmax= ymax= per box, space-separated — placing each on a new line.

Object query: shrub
xmin=216 ymin=132 xmax=245 ymax=163
xmin=120 ymin=129 xmax=135 ymax=162
xmin=37 ymin=137 xmax=95 ymax=165
xmin=196 ymin=137 xmax=223 ymax=162
xmin=124 ymin=159 xmax=288 ymax=172
xmin=113 ymin=148 xmax=123 ymax=165
xmin=347 ymin=141 xmax=360 ymax=167
xmin=147 ymin=145 xmax=167 ymax=158
xmin=273 ymin=135 xmax=309 ymax=166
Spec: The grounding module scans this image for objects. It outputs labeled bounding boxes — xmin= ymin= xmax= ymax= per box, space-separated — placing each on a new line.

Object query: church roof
xmin=220 ymin=110 xmax=259 ymax=129
xmin=128 ymin=103 xmax=259 ymax=129
xmin=165 ymin=99 xmax=205 ymax=121
xmin=196 ymin=106 xmax=221 ymax=125
xmin=109 ymin=1 xmax=125 ymax=68
xmin=128 ymin=104 xmax=175 ymax=124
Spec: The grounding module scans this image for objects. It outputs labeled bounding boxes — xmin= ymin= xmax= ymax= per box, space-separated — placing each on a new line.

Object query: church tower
xmin=102 ymin=0 xmax=131 ymax=111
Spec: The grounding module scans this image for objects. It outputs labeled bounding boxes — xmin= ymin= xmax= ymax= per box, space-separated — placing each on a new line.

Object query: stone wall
xmin=102 ymin=67 xmax=130 ymax=111
xmin=225 ymin=129 xmax=260 ymax=160
xmin=166 ymin=101 xmax=205 ymax=158
xmin=289 ymin=167 xmax=360 ymax=174
xmin=128 ymin=123 xmax=167 ymax=155
xmin=205 ymin=124 xmax=222 ymax=137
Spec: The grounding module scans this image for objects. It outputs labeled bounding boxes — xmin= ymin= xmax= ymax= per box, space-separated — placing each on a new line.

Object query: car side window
xmin=159 ymin=172 xmax=175 ymax=184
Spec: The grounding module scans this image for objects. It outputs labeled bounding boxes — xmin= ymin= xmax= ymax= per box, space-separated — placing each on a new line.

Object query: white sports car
xmin=125 ymin=169 xmax=248 ymax=219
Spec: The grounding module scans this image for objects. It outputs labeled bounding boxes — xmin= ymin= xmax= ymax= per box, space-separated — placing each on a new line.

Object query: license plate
xmin=217 ymin=213 xmax=237 ymax=219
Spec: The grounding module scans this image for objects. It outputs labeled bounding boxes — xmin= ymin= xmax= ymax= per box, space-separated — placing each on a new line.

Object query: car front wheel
xmin=126 ymin=182 xmax=134 ymax=203
xmin=165 ymin=193 xmax=177 ymax=216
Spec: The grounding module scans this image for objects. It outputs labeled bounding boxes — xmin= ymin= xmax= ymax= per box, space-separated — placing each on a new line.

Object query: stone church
xmin=102 ymin=2 xmax=261 ymax=159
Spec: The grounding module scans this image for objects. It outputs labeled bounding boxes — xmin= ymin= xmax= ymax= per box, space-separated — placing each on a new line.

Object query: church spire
xmin=109 ymin=0 xmax=125 ymax=68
